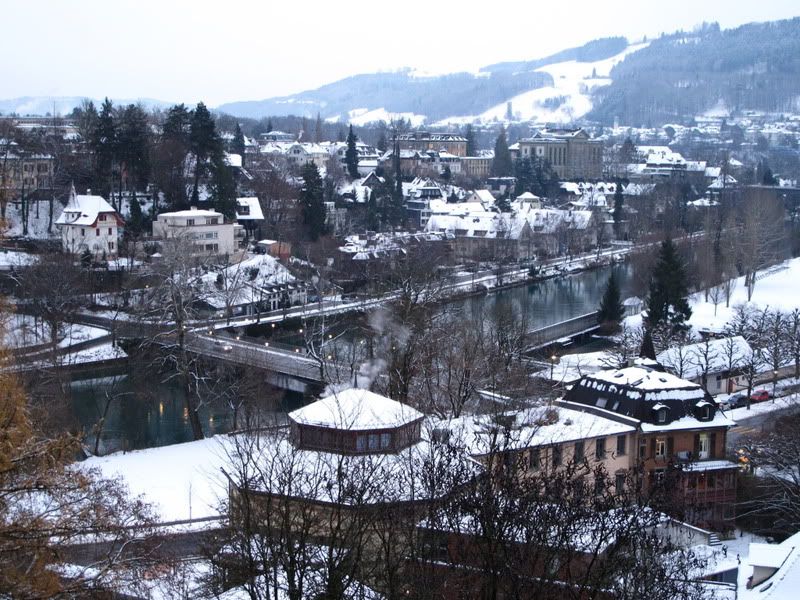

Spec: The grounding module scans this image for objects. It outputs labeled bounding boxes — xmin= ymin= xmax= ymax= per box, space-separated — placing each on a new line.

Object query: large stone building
xmin=393 ymin=131 xmax=468 ymax=157
xmin=515 ymin=128 xmax=603 ymax=180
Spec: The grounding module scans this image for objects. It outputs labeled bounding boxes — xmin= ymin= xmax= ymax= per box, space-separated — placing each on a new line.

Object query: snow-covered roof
xmin=235 ymin=197 xmax=264 ymax=221
xmin=589 ymin=366 xmax=699 ymax=392
xmin=740 ymin=530 xmax=800 ymax=600
xmin=447 ymin=404 xmax=636 ymax=456
xmin=708 ymin=174 xmax=738 ymax=189
xmin=682 ymin=459 xmax=738 ymax=473
xmin=157 ymin=208 xmax=222 ymax=219
xmin=55 ymin=193 xmax=118 ymax=227
xmin=224 ymin=152 xmax=242 ymax=168
xmin=639 ymin=410 xmax=735 ymax=433
xmin=656 ymin=336 xmax=752 ymax=381
xmin=289 ymin=389 xmax=424 ymax=431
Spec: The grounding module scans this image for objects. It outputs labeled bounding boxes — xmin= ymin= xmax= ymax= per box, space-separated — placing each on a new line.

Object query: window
xmin=698 ymin=434 xmax=710 ymax=460
xmin=99 ymin=214 xmax=106 ymax=221
xmin=552 ymin=445 xmax=563 ymax=467
xmin=356 ymin=436 xmax=367 ymax=451
xmin=368 ymin=434 xmax=380 ymax=451
xmin=615 ymin=472 xmax=626 ymax=492
xmin=575 ymin=441 xmax=585 ymax=461
xmin=656 ymin=408 xmax=668 ymax=424
xmin=95 ymin=229 xmax=100 ymax=236
xmin=616 ymin=435 xmax=627 ymax=456
xmin=109 ymin=242 xmax=114 ymax=250
xmin=108 ymin=228 xmax=112 ymax=235
xmin=186 ymin=219 xmax=195 ymax=226
xmin=80 ymin=229 xmax=85 ymax=237
xmin=529 ymin=448 xmax=541 ymax=470
xmin=595 ymin=437 xmax=606 ymax=460
xmin=381 ymin=433 xmax=391 ymax=449
xmin=639 ymin=438 xmax=647 ymax=460
xmin=655 ymin=438 xmax=667 ymax=459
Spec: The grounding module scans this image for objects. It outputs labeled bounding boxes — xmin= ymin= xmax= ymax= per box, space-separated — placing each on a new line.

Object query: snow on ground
xmin=347 ymin=107 xmax=426 ymax=127
xmin=81 ymin=436 xmax=231 ymax=523
xmin=60 ymin=341 xmax=127 ymax=364
xmin=2 ymin=201 xmax=62 ymax=239
xmin=0 ymin=248 xmax=37 ymax=269
xmin=689 ymin=258 xmax=800 ymax=333
xmin=435 ymin=42 xmax=649 ymax=126
xmin=2 ymin=316 xmax=108 ymax=350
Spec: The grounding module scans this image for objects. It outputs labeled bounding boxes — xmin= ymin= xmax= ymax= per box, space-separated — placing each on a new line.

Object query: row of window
xmin=523 ymin=434 xmax=628 ymax=471
xmin=79 ymin=227 xmax=115 ymax=237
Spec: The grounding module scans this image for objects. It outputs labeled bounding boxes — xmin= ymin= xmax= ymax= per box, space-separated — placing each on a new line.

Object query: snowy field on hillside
xmin=689 ymin=258 xmax=800 ymax=333
xmin=623 ymin=257 xmax=800 ymax=337
xmin=435 ymin=42 xmax=649 ymax=126
xmin=81 ymin=436 xmax=231 ymax=523
xmin=346 ymin=107 xmax=427 ymax=127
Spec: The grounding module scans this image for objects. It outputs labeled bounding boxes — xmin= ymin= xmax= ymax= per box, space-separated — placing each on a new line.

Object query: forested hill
xmin=589 ymin=18 xmax=800 ymax=126
xmin=218 ymin=70 xmax=553 ymax=123
xmin=216 ymin=37 xmax=630 ymax=122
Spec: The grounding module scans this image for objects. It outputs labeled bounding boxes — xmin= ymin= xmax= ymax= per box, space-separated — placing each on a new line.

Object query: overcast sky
xmin=1 ymin=0 xmax=798 ymax=107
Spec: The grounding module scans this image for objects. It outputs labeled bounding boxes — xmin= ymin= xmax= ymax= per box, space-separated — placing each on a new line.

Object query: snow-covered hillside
xmin=341 ymin=107 xmax=427 ymax=127
xmin=435 ymin=42 xmax=649 ymax=126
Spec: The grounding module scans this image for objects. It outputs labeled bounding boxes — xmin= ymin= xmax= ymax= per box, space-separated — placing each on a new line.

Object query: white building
xmin=55 ymin=189 xmax=122 ymax=259
xmin=152 ymin=208 xmax=236 ymax=255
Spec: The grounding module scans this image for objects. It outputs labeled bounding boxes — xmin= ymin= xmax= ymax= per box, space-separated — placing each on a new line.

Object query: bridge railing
xmin=525 ymin=311 xmax=600 ymax=348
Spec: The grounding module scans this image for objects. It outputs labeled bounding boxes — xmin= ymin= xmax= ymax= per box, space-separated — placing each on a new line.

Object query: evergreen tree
xmin=639 ymin=328 xmax=657 ymax=360
xmin=90 ymin=98 xmax=117 ymax=198
xmin=232 ymin=123 xmax=246 ymax=161
xmin=612 ymin=181 xmax=625 ymax=238
xmin=464 ymin=124 xmax=476 ymax=157
xmin=299 ymin=163 xmax=326 ymax=241
xmin=209 ymin=155 xmax=237 ymax=220
xmin=376 ymin=127 xmax=388 ymax=153
xmin=314 ymin=112 xmax=323 ymax=143
xmin=155 ymin=104 xmax=192 ymax=211
xmin=646 ymin=238 xmax=692 ymax=331
xmin=189 ymin=102 xmax=222 ymax=204
xmin=598 ymin=271 xmax=625 ymax=330
xmin=390 ymin=140 xmax=405 ymax=226
xmin=514 ymin=157 xmax=534 ymax=195
xmin=127 ymin=196 xmax=144 ymax=237
xmin=441 ymin=165 xmax=451 ymax=183
xmin=490 ymin=127 xmax=513 ymax=177
xmin=345 ymin=125 xmax=360 ymax=179
xmin=117 ymin=104 xmax=150 ymax=192
xmin=366 ymin=190 xmax=380 ymax=231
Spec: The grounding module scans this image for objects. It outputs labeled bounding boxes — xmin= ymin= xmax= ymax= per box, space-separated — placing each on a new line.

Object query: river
xmin=70 ymin=262 xmax=634 ymax=454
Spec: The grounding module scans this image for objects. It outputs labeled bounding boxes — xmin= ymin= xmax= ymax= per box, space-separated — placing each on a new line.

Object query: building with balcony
xmin=564 ymin=366 xmax=738 ymax=532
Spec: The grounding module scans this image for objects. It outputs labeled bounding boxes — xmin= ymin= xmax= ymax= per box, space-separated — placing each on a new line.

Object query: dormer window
xmin=652 ymin=403 xmax=669 ymax=424
xmin=695 ymin=400 xmax=713 ymax=421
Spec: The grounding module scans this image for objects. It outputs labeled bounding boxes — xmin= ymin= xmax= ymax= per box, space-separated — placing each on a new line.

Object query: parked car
xmin=749 ymin=389 xmax=771 ymax=403
xmin=719 ymin=392 xmax=747 ymax=410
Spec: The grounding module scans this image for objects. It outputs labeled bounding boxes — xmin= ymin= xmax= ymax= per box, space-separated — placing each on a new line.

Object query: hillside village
xmin=3 ymin=11 xmax=800 ymax=600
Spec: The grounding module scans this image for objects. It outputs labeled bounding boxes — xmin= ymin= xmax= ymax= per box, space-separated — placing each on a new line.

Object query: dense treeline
xmin=590 ymin=19 xmax=800 ymax=125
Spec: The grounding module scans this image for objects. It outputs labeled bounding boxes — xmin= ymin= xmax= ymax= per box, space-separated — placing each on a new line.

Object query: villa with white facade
xmin=55 ymin=189 xmax=122 ymax=259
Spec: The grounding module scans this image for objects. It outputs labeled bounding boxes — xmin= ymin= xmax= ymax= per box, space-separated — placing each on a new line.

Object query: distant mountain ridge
xmin=216 ymin=36 xmax=632 ymax=123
